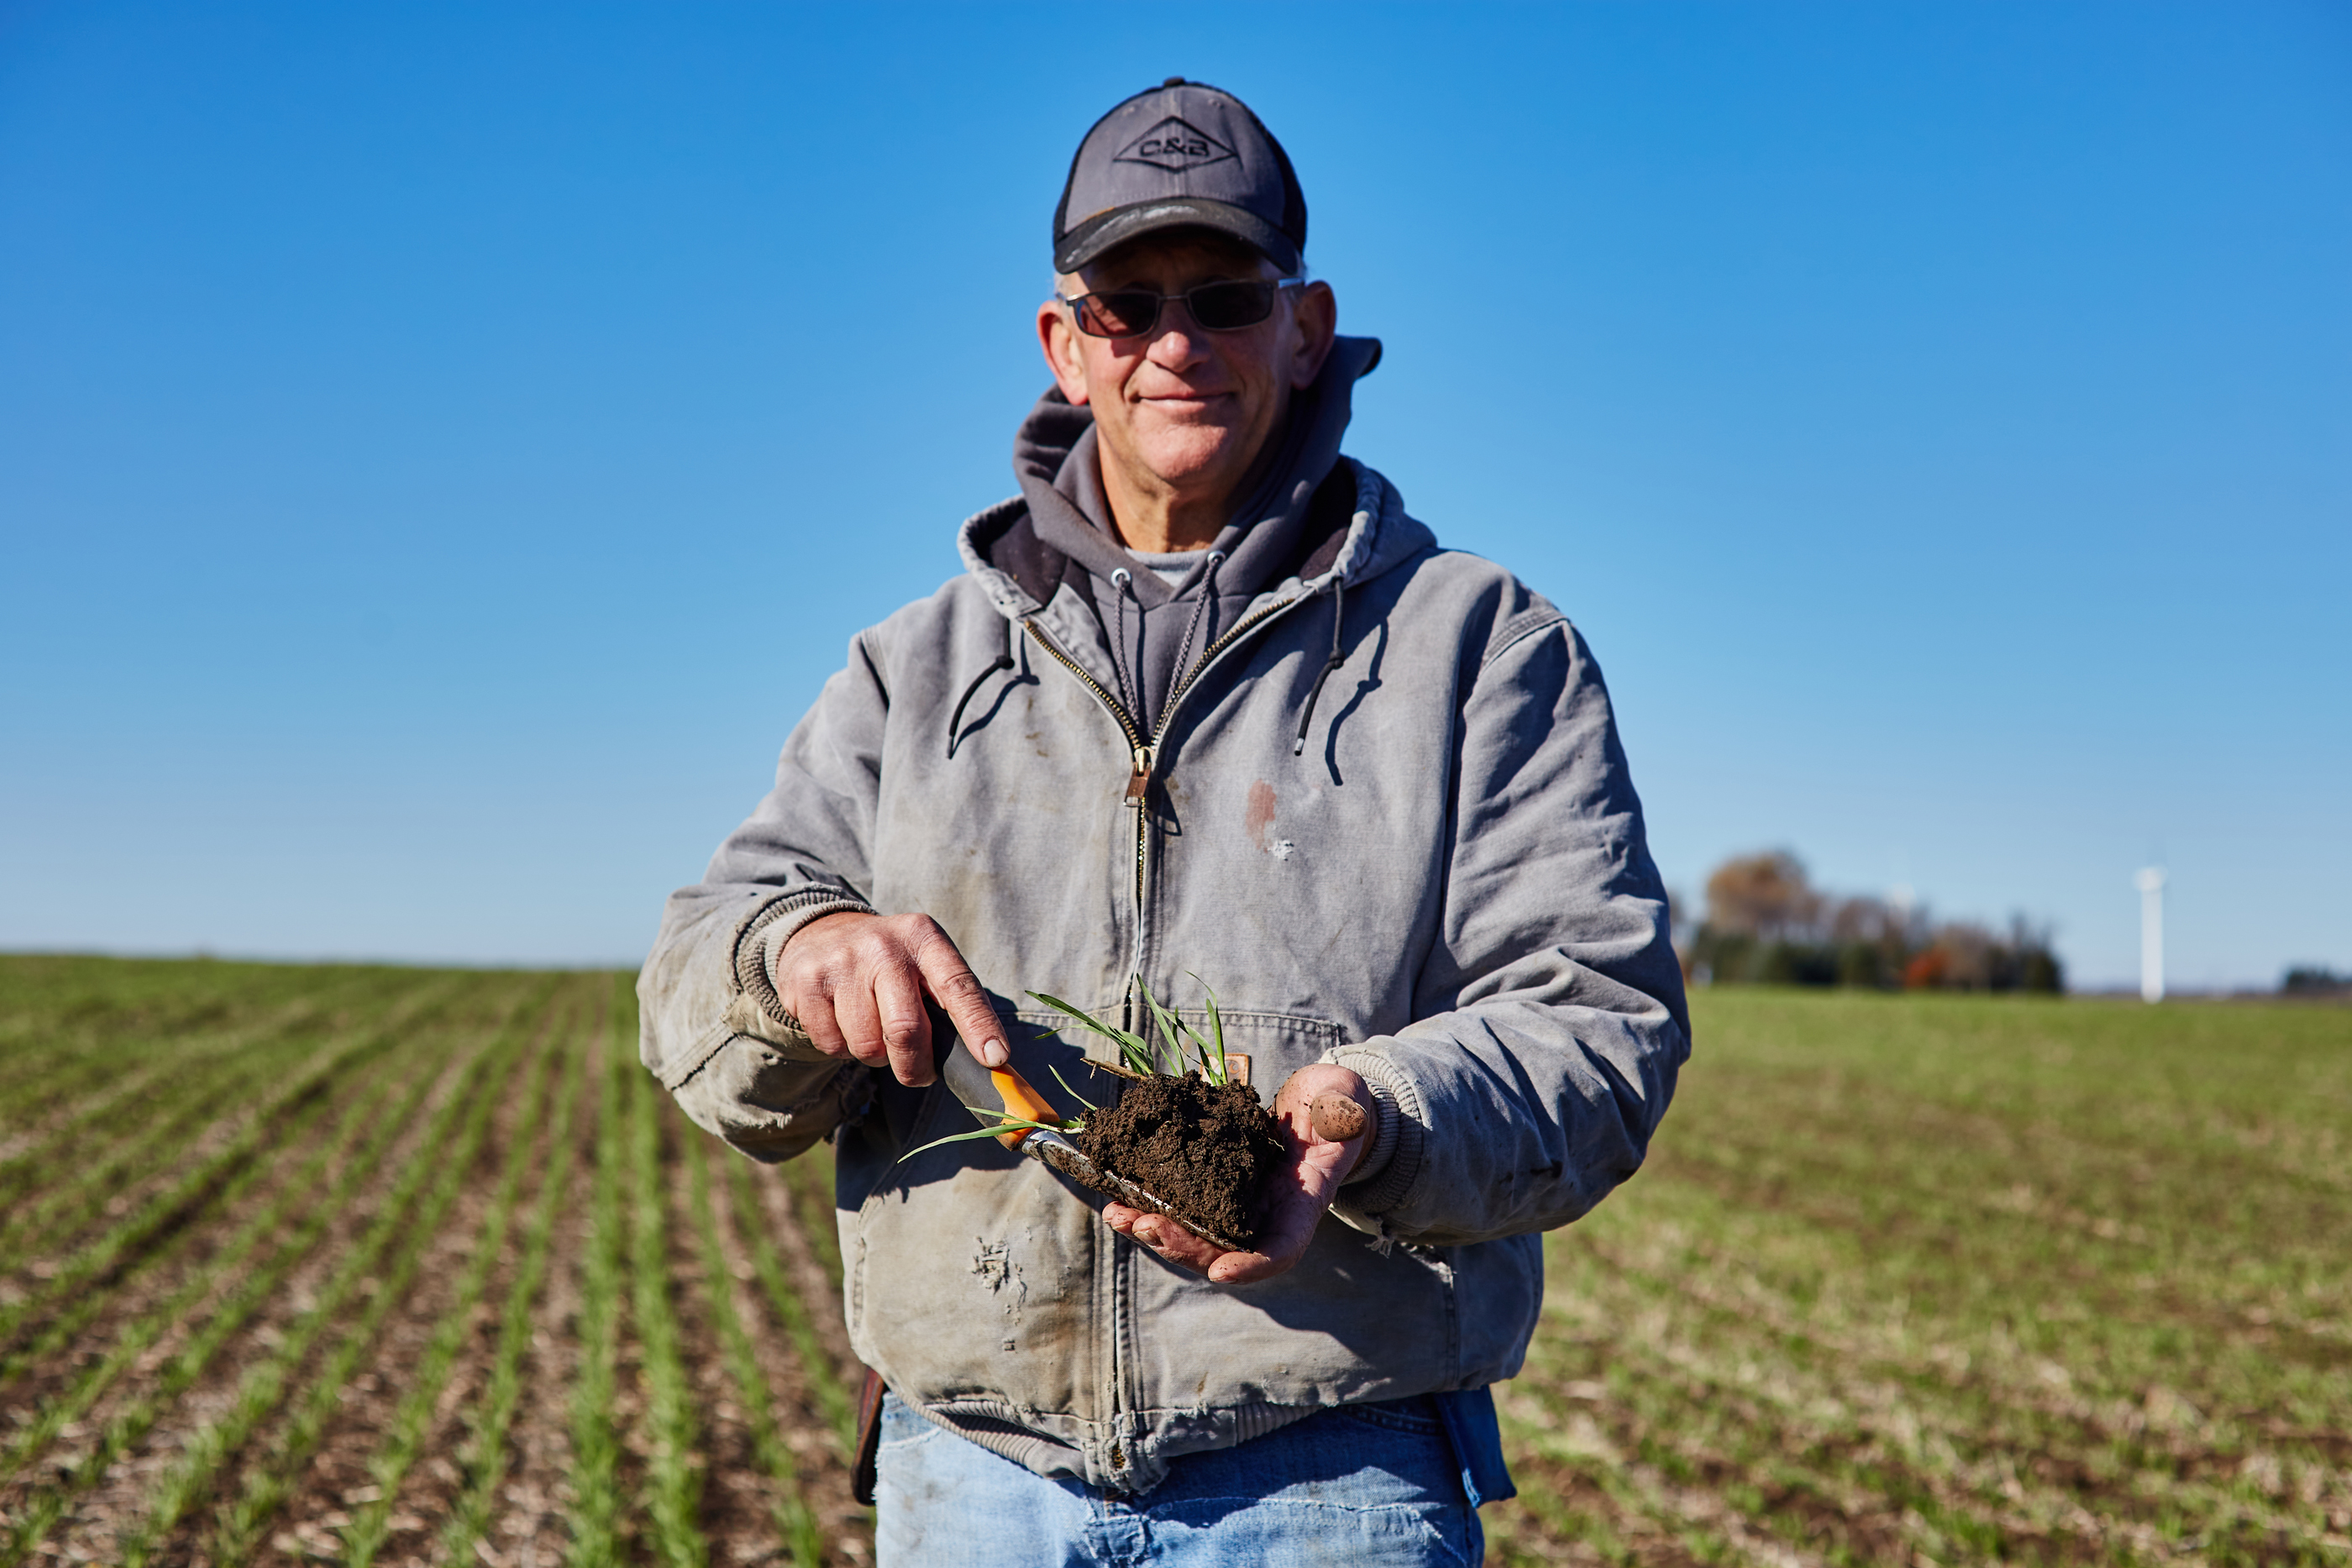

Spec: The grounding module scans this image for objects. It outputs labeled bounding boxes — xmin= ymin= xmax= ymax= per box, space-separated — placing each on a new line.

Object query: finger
xmin=909 ymin=924 xmax=1009 ymax=1068
xmin=871 ymin=957 xmax=937 ymax=1088
xmin=1205 ymin=1250 xmax=1283 ymax=1284
xmin=1100 ymin=1205 xmax=1221 ymax=1274
xmin=829 ymin=971 xmax=889 ymax=1073
xmin=1288 ymin=1137 xmax=1358 ymax=1208
xmin=1205 ymin=1204 xmax=1308 ymax=1285
xmin=1308 ymin=1092 xmax=1367 ymax=1144
xmin=1240 ymin=1190 xmax=1322 ymax=1276
xmin=1129 ymin=1214 xmax=1222 ymax=1274
xmin=781 ymin=967 xmax=853 ymax=1059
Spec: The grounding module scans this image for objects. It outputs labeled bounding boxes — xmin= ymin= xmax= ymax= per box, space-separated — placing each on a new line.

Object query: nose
xmin=1144 ymin=299 xmax=1211 ymax=370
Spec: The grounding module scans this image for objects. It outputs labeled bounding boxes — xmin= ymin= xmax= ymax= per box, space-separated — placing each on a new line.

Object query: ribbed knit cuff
xmin=1321 ymin=1047 xmax=1425 ymax=1214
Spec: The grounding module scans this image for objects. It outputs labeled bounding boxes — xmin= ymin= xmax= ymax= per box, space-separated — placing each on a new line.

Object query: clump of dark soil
xmin=1077 ymin=1072 xmax=1285 ymax=1248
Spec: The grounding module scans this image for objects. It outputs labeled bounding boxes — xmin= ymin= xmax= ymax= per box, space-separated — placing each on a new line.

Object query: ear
xmin=1037 ymin=298 xmax=1092 ymax=406
xmin=1287 ymin=281 xmax=1338 ymax=391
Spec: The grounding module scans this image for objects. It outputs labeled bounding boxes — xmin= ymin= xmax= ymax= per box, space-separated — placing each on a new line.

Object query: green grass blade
xmin=1137 ymin=978 xmax=1190 ymax=1076
xmin=1026 ymin=990 xmax=1157 ymax=1074
xmin=896 ymin=1114 xmax=1074 ymax=1163
xmin=1193 ymin=975 xmax=1230 ymax=1084
xmin=1047 ymin=1062 xmax=1100 ymax=1111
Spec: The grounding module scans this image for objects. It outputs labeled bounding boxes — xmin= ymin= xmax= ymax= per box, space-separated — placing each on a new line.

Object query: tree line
xmin=1676 ymin=852 xmax=2063 ymax=994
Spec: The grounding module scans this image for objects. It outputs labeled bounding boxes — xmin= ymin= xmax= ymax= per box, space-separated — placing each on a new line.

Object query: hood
xmin=1007 ymin=335 xmax=1384 ymax=611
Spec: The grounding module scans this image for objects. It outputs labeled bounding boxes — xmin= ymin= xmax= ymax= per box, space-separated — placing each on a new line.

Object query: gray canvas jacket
xmin=638 ymin=454 xmax=1690 ymax=1494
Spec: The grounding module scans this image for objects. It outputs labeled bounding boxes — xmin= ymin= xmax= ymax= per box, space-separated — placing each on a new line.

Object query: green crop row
xmin=0 ymin=989 xmax=518 ymax=1567
xmin=1484 ymin=990 xmax=2352 ymax=1568
xmin=0 ymin=978 xmax=459 ymax=1358
xmin=109 ymin=981 xmax=550 ymax=1567
xmin=335 ymin=989 xmax=575 ymax=1567
xmin=432 ymin=982 xmax=596 ymax=1568
xmin=624 ymin=989 xmax=709 ymax=1568
xmin=0 ymin=1022 xmax=430 ymax=1478
xmin=0 ymin=1020 xmax=339 ymax=1281
xmin=564 ymin=976 xmax=635 ymax=1568
xmin=686 ymin=1125 xmax=824 ymax=1565
xmin=727 ymin=1152 xmax=855 ymax=1454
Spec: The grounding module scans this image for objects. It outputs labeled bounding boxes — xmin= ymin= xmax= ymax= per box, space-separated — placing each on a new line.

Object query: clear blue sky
xmin=3 ymin=2 xmax=2346 ymax=989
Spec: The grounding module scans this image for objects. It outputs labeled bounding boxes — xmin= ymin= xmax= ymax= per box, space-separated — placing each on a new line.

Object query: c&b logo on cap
xmin=1115 ymin=118 xmax=1236 ymax=173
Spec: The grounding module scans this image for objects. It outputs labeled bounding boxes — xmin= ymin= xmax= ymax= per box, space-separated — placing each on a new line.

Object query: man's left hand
xmin=1102 ymin=1063 xmax=1377 ymax=1285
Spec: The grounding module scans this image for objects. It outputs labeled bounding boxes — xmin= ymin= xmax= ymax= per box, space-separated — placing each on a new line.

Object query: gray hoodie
xmin=639 ymin=406 xmax=1690 ymax=1493
xmin=1016 ymin=335 xmax=1383 ymax=731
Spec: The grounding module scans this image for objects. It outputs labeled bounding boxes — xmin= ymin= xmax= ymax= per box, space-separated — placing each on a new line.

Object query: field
xmin=0 ymin=959 xmax=2343 ymax=1566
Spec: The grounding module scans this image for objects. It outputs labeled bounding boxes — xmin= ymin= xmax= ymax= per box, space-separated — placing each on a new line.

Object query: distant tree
xmin=2282 ymin=965 xmax=2349 ymax=997
xmin=1704 ymin=852 xmax=1823 ymax=941
xmin=1688 ymin=851 xmax=2062 ymax=994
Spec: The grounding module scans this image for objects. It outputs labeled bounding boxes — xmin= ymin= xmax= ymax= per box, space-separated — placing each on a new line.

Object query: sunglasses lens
xmin=1187 ymin=281 xmax=1277 ymax=330
xmin=1077 ymin=291 xmax=1161 ymax=338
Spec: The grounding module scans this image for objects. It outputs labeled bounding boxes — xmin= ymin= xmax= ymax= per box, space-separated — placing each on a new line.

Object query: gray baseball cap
xmin=1053 ymin=79 xmax=1307 ymax=275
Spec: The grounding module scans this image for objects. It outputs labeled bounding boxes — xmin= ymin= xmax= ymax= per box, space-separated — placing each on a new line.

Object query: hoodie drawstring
xmin=946 ymin=652 xmax=1016 ymax=757
xmin=1167 ymin=550 xmax=1226 ymax=700
xmin=1292 ymin=578 xmax=1347 ymax=758
xmin=1108 ymin=568 xmax=1140 ymax=721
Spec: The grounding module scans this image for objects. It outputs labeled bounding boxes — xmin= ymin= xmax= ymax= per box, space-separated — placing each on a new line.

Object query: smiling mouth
xmin=1136 ymin=389 xmax=1233 ymax=411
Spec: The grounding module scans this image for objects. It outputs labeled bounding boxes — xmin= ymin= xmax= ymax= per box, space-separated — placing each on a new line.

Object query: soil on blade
xmin=1076 ymin=1072 xmax=1284 ymax=1247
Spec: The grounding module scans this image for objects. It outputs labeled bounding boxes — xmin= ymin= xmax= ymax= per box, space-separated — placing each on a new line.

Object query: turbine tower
xmin=2134 ymin=867 xmax=2166 ymax=1003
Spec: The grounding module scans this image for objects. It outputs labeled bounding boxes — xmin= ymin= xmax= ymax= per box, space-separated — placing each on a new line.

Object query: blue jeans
xmin=873 ymin=1392 xmax=1500 ymax=1566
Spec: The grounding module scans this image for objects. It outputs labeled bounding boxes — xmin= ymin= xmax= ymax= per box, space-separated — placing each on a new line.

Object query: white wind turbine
xmin=2134 ymin=867 xmax=2166 ymax=1003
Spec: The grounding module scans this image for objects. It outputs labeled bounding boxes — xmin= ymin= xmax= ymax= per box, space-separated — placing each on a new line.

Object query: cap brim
xmin=1055 ymin=197 xmax=1300 ymax=275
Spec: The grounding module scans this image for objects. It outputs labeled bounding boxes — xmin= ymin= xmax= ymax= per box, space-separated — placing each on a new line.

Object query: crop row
xmin=0 ymin=960 xmax=869 ymax=1565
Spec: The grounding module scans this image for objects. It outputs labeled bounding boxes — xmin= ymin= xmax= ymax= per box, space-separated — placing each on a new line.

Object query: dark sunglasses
xmin=1058 ymin=277 xmax=1304 ymax=338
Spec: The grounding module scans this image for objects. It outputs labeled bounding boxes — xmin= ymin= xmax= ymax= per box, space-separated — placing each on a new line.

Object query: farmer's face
xmin=1037 ymin=232 xmax=1336 ymax=517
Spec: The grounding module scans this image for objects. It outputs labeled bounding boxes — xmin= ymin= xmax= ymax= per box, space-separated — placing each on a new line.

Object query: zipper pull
xmin=1124 ymin=744 xmax=1153 ymax=806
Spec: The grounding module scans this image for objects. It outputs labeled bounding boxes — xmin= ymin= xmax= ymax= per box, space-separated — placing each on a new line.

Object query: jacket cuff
xmin=1321 ymin=1047 xmax=1425 ymax=1211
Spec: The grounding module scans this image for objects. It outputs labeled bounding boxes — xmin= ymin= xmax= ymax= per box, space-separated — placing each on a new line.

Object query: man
xmin=640 ymin=79 xmax=1688 ymax=1564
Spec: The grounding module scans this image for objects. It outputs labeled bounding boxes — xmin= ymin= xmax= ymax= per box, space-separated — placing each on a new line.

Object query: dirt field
xmin=0 ymin=957 xmax=2344 ymax=1565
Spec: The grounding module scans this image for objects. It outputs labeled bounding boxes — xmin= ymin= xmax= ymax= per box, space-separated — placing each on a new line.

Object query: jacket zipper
xmin=1020 ymin=584 xmax=1330 ymax=1478
xmin=1021 ymin=588 xmax=1316 ymax=1017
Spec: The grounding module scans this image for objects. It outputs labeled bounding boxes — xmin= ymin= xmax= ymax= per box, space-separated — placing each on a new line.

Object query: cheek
xmin=1083 ymin=345 xmax=1141 ymax=407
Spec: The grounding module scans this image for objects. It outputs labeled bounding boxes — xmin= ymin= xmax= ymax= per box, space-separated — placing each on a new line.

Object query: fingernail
xmin=979 ymin=1037 xmax=1008 ymax=1067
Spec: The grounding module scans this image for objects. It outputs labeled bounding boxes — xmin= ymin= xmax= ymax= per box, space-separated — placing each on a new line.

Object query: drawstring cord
xmin=1167 ymin=550 xmax=1226 ymax=701
xmin=1109 ymin=568 xmax=1140 ymax=721
xmin=1292 ymin=578 xmax=1347 ymax=757
xmin=945 ymin=652 xmax=1015 ymax=757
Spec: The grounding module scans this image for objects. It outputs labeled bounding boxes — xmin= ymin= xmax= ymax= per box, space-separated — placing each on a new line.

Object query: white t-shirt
xmin=1126 ymin=547 xmax=1208 ymax=592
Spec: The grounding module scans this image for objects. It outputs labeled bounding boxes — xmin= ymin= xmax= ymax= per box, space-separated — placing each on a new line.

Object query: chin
xmin=1132 ymin=426 xmax=1247 ymax=488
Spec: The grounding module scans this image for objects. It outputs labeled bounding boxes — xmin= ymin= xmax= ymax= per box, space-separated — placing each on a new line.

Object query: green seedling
xmin=1030 ymin=978 xmax=1231 ymax=1087
xmin=897 ymin=1112 xmax=1077 ymax=1164
xmin=895 ymin=977 xmax=1233 ymax=1166
xmin=1047 ymin=1062 xmax=1101 ymax=1111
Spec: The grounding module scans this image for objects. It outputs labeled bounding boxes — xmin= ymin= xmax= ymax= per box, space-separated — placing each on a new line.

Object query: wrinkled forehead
xmin=1065 ymin=228 xmax=1280 ymax=292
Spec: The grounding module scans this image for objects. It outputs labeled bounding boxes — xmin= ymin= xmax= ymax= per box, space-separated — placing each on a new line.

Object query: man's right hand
xmin=773 ymin=911 xmax=1008 ymax=1088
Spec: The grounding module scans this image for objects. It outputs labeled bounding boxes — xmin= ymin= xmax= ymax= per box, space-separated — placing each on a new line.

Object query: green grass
xmin=1485 ymin=989 xmax=2352 ymax=1566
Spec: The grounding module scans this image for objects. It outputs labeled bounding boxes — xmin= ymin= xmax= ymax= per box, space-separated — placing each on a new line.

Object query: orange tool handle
xmin=987 ymin=1065 xmax=1058 ymax=1146
xmin=937 ymin=1041 xmax=1063 ymax=1149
